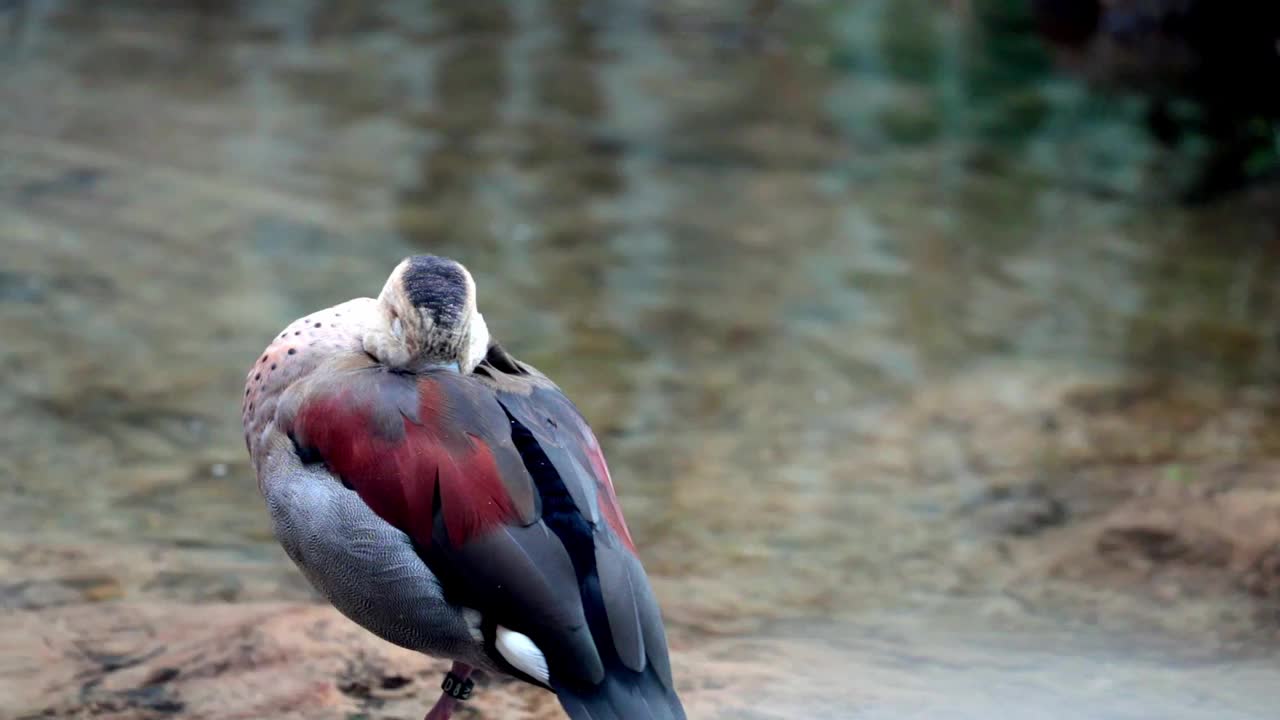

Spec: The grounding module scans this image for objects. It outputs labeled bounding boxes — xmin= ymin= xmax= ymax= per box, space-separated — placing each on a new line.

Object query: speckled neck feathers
xmin=241 ymin=298 xmax=380 ymax=469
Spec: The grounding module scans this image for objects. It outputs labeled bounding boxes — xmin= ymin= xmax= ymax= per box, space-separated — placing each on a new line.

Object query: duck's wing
xmin=281 ymin=348 xmax=682 ymax=718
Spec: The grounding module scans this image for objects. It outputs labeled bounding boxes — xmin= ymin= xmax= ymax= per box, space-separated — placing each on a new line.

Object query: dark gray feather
xmin=442 ymin=523 xmax=605 ymax=685
xmin=595 ymin=543 xmax=647 ymax=673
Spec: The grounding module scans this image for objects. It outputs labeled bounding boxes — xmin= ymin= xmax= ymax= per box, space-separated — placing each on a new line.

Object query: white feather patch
xmin=496 ymin=625 xmax=549 ymax=684
xmin=465 ymin=311 xmax=490 ymax=372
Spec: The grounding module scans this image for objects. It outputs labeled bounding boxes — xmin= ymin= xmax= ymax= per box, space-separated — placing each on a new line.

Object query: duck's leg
xmin=424 ymin=662 xmax=475 ymax=720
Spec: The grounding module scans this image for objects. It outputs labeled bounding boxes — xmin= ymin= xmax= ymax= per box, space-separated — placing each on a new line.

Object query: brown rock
xmin=0 ymin=602 xmax=867 ymax=720
xmin=5 ymin=602 xmax=1277 ymax=719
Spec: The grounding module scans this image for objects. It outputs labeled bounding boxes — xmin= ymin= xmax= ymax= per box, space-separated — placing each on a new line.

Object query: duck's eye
xmin=391 ymin=316 xmax=404 ymax=340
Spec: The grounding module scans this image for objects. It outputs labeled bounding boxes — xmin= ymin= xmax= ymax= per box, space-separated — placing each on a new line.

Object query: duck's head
xmin=363 ymin=255 xmax=490 ymax=373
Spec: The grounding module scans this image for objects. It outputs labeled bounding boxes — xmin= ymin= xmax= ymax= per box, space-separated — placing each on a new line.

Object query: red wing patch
xmin=576 ymin=417 xmax=637 ymax=553
xmin=292 ymin=377 xmax=521 ymax=548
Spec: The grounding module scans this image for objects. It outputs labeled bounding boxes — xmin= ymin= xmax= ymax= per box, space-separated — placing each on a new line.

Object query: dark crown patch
xmin=401 ymin=255 xmax=467 ymax=325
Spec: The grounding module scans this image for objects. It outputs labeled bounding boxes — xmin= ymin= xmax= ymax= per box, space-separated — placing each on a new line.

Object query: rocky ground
xmin=4 ymin=598 xmax=1276 ymax=720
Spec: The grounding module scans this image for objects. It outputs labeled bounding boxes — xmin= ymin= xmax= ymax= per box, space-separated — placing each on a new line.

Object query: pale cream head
xmin=362 ymin=255 xmax=491 ymax=373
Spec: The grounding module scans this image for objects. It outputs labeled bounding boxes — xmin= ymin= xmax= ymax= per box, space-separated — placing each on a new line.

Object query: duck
xmin=242 ymin=255 xmax=684 ymax=720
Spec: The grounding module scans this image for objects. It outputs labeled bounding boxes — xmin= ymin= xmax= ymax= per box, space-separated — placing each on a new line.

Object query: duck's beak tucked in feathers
xmin=362 ymin=255 xmax=491 ymax=374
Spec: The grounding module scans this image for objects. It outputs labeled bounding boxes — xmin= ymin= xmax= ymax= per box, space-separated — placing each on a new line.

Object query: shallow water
xmin=3 ymin=1 xmax=1280 ymax=718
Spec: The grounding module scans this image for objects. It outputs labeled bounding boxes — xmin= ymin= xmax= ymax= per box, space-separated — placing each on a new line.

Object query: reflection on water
xmin=2 ymin=1 xmax=1279 ymax=717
